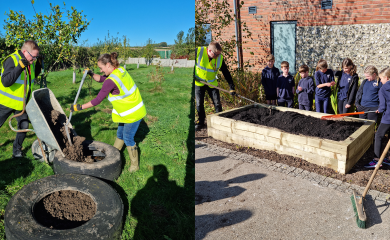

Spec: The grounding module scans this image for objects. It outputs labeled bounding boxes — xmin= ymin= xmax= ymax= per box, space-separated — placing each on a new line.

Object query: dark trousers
xmin=357 ymin=105 xmax=378 ymax=123
xmin=277 ymin=99 xmax=293 ymax=108
xmin=337 ymin=99 xmax=349 ymax=114
xmin=0 ymin=104 xmax=29 ymax=153
xmin=299 ymin=104 xmax=311 ymax=111
xmin=315 ymin=95 xmax=330 ymax=113
xmin=195 ymin=84 xmax=222 ymax=125
xmin=374 ymin=123 xmax=390 ymax=158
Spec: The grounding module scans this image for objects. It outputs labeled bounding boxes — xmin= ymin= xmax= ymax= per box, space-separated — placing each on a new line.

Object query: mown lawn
xmin=0 ymin=64 xmax=195 ymax=239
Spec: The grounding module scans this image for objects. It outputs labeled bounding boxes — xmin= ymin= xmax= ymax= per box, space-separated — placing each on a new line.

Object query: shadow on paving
xmin=363 ymin=195 xmax=390 ymax=228
xmin=195 ymin=173 xmax=266 ymax=205
xmin=195 ymin=156 xmax=226 ymax=164
xmin=195 ymin=210 xmax=253 ymax=240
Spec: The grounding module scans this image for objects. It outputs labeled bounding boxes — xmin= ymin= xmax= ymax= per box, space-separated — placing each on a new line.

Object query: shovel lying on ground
xmin=321 ymin=111 xmax=377 ymax=120
xmin=65 ymin=70 xmax=89 ymax=146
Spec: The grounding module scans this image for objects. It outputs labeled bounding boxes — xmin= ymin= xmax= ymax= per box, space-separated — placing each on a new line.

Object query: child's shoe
xmin=364 ymin=159 xmax=382 ymax=169
xmin=382 ymin=158 xmax=390 ymax=166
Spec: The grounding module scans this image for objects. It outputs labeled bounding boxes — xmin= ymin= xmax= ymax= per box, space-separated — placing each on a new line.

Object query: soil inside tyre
xmin=221 ymin=107 xmax=364 ymax=141
xmin=34 ymin=190 xmax=96 ymax=230
xmin=36 ymin=98 xmax=103 ymax=163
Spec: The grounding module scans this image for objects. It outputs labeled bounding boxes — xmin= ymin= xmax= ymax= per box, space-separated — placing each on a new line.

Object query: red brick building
xmin=213 ymin=0 xmax=390 ymax=75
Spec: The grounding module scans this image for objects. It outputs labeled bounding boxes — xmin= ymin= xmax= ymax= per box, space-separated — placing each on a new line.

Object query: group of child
xmin=261 ymin=54 xmax=390 ymax=169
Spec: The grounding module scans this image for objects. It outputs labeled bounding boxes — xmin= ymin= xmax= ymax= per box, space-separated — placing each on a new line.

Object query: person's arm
xmin=1 ymin=57 xmax=24 ymax=87
xmin=377 ymin=89 xmax=386 ymax=113
xmin=220 ymin=60 xmax=234 ymax=90
xmin=347 ymin=75 xmax=358 ymax=106
xmin=81 ymin=79 xmax=116 ymax=110
xmin=307 ymin=79 xmax=315 ymax=95
xmin=296 ymin=81 xmax=302 ymax=94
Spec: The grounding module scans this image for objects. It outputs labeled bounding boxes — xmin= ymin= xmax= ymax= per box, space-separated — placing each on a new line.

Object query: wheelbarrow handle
xmin=68 ymin=70 xmax=89 ymax=123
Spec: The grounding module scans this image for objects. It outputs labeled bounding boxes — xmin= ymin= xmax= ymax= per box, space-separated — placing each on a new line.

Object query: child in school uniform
xmin=365 ymin=67 xmax=390 ymax=168
xmin=261 ymin=54 xmax=280 ymax=106
xmin=277 ymin=61 xmax=295 ymax=108
xmin=355 ymin=66 xmax=382 ymax=123
xmin=314 ymin=59 xmax=336 ymax=113
xmin=335 ymin=58 xmax=359 ymax=114
xmin=296 ymin=65 xmax=315 ymax=111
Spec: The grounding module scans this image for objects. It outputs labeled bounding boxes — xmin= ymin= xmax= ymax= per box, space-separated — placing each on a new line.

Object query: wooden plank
xmin=234 ymin=121 xmax=258 ymax=133
xmin=281 ymin=138 xmax=304 ymax=151
xmin=266 ymin=136 xmax=282 ymax=145
xmin=316 ymin=148 xmax=337 ymax=159
xmin=307 ymin=138 xmax=322 ymax=148
xmin=233 ymin=129 xmax=256 ymax=140
xmin=211 ymin=116 xmax=233 ymax=128
xmin=210 ymin=124 xmax=232 ymax=133
xmin=281 ymin=132 xmax=307 ymax=145
xmin=252 ymin=138 xmax=275 ymax=151
xmin=320 ymin=139 xmax=348 ymax=154
xmin=208 ymin=127 xmax=232 ymax=143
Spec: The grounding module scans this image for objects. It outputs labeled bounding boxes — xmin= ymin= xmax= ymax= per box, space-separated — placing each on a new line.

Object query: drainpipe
xmin=233 ymin=0 xmax=240 ymax=70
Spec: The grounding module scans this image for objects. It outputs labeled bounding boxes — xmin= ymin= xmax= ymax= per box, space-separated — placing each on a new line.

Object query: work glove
xmin=83 ymin=68 xmax=94 ymax=77
xmin=70 ymin=104 xmax=83 ymax=112
xmin=229 ymin=89 xmax=236 ymax=96
xmin=19 ymin=58 xmax=29 ymax=69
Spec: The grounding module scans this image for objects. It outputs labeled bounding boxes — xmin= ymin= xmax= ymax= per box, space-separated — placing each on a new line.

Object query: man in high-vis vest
xmin=0 ymin=40 xmax=41 ymax=158
xmin=195 ymin=41 xmax=236 ymax=131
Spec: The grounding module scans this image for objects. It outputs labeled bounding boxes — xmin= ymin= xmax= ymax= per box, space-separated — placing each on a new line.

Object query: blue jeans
xmin=117 ymin=119 xmax=141 ymax=147
xmin=315 ymin=95 xmax=329 ymax=113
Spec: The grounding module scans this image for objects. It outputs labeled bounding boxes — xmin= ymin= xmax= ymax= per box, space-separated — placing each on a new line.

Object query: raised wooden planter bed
xmin=207 ymin=104 xmax=375 ymax=174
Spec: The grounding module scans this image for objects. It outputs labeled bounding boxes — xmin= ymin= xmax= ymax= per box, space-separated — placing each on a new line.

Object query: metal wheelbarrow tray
xmin=26 ymin=88 xmax=76 ymax=158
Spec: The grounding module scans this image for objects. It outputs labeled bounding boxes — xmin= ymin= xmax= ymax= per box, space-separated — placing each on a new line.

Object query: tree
xmin=3 ymin=2 xmax=90 ymax=77
xmin=142 ymin=38 xmax=158 ymax=66
xmin=158 ymin=42 xmax=168 ymax=47
xmin=170 ymin=28 xmax=195 ymax=60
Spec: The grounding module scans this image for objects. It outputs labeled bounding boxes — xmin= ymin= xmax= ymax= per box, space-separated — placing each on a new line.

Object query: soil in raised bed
xmin=34 ymin=190 xmax=96 ymax=229
xmin=221 ymin=107 xmax=364 ymax=141
xmin=196 ymin=125 xmax=390 ymax=194
xmin=36 ymin=98 xmax=97 ymax=163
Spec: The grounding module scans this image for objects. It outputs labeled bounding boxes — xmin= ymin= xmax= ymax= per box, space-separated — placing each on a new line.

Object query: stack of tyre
xmin=4 ymin=141 xmax=124 ymax=240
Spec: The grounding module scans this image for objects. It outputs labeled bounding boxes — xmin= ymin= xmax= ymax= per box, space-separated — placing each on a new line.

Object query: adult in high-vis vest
xmin=0 ymin=40 xmax=41 ymax=158
xmin=195 ymin=41 xmax=236 ymax=131
xmin=71 ymin=52 xmax=146 ymax=172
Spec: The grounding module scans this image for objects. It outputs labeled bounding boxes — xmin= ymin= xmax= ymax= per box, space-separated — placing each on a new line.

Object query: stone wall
xmin=296 ymin=23 xmax=390 ymax=77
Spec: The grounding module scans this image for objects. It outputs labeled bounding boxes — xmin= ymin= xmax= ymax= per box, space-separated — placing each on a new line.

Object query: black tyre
xmin=53 ymin=141 xmax=122 ymax=181
xmin=5 ymin=173 xmax=124 ymax=240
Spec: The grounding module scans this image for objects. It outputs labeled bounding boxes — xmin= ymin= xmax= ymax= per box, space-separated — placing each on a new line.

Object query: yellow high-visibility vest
xmin=0 ymin=50 xmax=35 ymax=110
xmin=194 ymin=46 xmax=223 ymax=88
xmin=107 ymin=67 xmax=146 ymax=123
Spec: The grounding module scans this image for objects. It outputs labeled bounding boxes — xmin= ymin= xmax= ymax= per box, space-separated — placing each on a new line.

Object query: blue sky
xmin=0 ymin=0 xmax=194 ymax=46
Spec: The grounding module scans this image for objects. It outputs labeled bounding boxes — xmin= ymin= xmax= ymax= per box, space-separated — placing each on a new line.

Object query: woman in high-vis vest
xmin=0 ymin=40 xmax=41 ymax=158
xmin=71 ymin=52 xmax=146 ymax=172
xmin=194 ymin=41 xmax=236 ymax=131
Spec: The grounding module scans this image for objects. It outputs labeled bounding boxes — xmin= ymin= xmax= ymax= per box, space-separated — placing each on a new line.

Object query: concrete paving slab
xmin=195 ymin=142 xmax=390 ymax=240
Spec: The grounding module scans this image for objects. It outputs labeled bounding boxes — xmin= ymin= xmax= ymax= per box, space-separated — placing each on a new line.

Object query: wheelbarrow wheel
xmin=53 ymin=141 xmax=122 ymax=181
xmin=31 ymin=139 xmax=56 ymax=163
xmin=4 ymin=174 xmax=124 ymax=240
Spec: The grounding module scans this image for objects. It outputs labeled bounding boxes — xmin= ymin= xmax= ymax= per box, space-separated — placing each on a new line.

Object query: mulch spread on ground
xmin=36 ymin=99 xmax=96 ymax=163
xmin=221 ymin=107 xmax=364 ymax=141
xmin=34 ymin=190 xmax=96 ymax=229
xmin=196 ymin=125 xmax=390 ymax=194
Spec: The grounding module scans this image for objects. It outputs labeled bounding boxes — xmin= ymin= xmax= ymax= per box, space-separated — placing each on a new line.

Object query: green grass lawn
xmin=0 ymin=64 xmax=195 ymax=239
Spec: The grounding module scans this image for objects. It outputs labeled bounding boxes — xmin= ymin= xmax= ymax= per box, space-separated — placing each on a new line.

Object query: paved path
xmin=195 ymin=141 xmax=390 ymax=240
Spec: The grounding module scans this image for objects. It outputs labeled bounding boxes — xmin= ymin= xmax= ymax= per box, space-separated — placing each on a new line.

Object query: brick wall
xmin=212 ymin=0 xmax=390 ymax=72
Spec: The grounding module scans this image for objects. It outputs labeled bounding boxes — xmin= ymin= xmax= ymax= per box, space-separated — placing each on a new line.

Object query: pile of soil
xmin=196 ymin=126 xmax=390 ymax=194
xmin=34 ymin=190 xmax=96 ymax=229
xmin=36 ymin=99 xmax=95 ymax=163
xmin=221 ymin=107 xmax=364 ymax=141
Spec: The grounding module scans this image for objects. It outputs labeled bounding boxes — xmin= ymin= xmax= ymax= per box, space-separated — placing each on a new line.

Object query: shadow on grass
xmin=131 ymin=164 xmax=191 ymax=239
xmin=0 ymin=157 xmax=34 ymax=191
xmin=130 ymin=74 xmax=195 ymax=239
